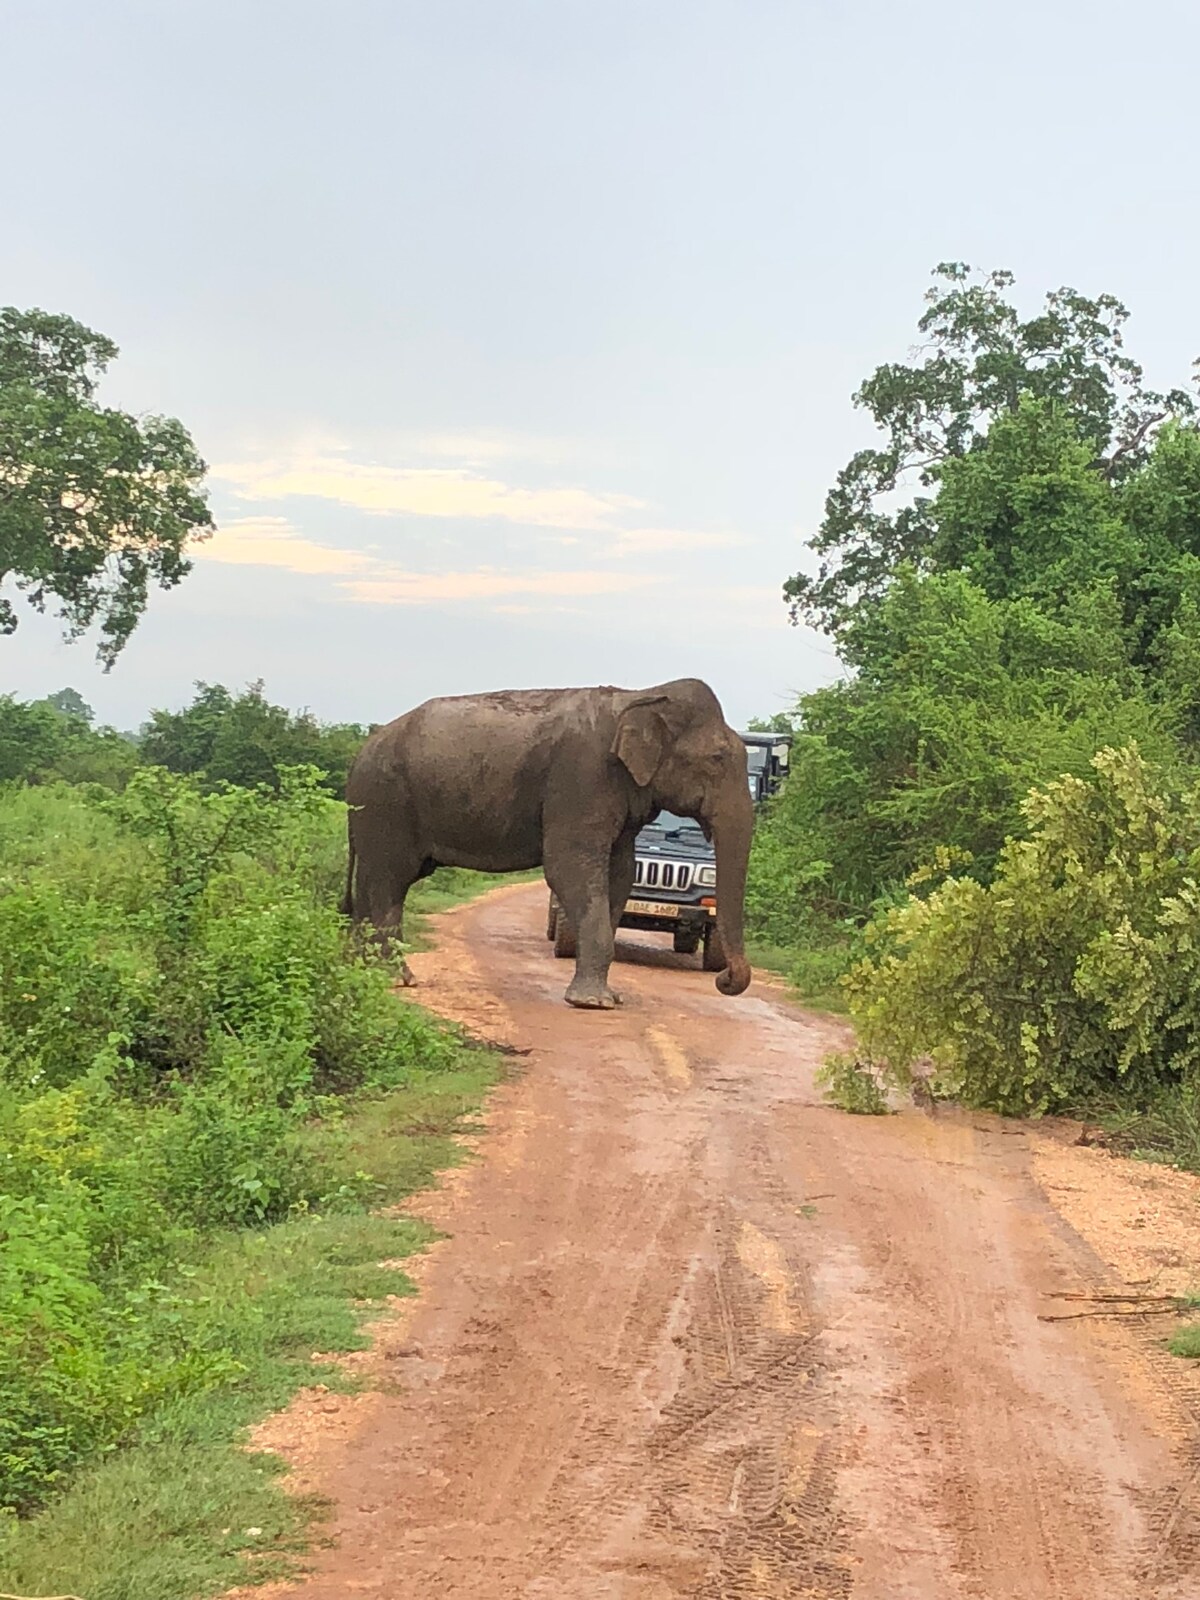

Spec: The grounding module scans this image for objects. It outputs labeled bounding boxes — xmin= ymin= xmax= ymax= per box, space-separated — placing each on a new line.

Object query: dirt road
xmin=247 ymin=883 xmax=1200 ymax=1598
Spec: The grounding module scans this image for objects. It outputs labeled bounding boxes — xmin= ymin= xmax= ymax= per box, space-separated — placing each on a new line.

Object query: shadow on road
xmin=612 ymin=934 xmax=702 ymax=973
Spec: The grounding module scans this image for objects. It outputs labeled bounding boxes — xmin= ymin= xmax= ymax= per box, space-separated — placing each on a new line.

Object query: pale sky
xmin=3 ymin=0 xmax=1198 ymax=731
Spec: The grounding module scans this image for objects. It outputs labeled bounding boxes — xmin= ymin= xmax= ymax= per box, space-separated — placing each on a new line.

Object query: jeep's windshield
xmin=646 ymin=810 xmax=706 ymax=836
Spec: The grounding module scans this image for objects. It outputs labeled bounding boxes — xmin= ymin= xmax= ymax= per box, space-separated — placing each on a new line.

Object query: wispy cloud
xmin=204 ymin=444 xmax=746 ymax=614
xmin=611 ymin=526 xmax=742 ymax=554
xmin=198 ymin=516 xmax=375 ymax=576
xmin=343 ymin=571 xmax=657 ymax=604
xmin=212 ymin=454 xmax=640 ymax=531
xmin=211 ymin=446 xmax=747 ymax=555
xmin=194 ymin=515 xmax=658 ymax=605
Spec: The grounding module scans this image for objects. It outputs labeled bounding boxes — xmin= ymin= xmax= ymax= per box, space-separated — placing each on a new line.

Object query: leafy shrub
xmin=815 ymin=1052 xmax=890 ymax=1114
xmin=0 ymin=694 xmax=140 ymax=789
xmin=841 ymin=744 xmax=1200 ymax=1115
xmin=749 ymin=573 xmax=1178 ymax=931
xmin=138 ymin=680 xmax=367 ymax=796
xmin=0 ymin=768 xmax=456 ymax=1513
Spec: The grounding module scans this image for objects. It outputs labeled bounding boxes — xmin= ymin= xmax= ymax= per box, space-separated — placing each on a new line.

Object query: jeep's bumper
xmin=619 ymin=898 xmax=715 ymax=935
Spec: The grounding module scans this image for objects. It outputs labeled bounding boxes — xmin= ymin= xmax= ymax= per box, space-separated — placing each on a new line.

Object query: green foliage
xmin=42 ymin=687 xmax=93 ymax=723
xmin=139 ymin=679 xmax=368 ymax=795
xmin=1169 ymin=1322 xmax=1200 ymax=1359
xmin=839 ymin=745 xmax=1200 ymax=1116
xmin=0 ymin=771 xmax=462 ymax=1515
xmin=0 ymin=692 xmax=140 ymax=788
xmin=784 ymin=262 xmax=1195 ymax=642
xmin=749 ymin=571 xmax=1175 ymax=927
xmin=0 ymin=680 xmax=365 ymax=796
xmin=930 ymin=398 xmax=1135 ymax=609
xmin=0 ymin=307 xmax=212 ymax=665
xmin=753 ymin=268 xmax=1200 ymax=1062
xmin=815 ymin=1052 xmax=890 ymax=1114
xmin=0 ymin=1061 xmax=496 ymax=1598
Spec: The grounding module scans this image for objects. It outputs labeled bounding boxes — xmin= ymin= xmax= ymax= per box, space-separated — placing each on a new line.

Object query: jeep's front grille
xmin=634 ymin=858 xmax=692 ymax=892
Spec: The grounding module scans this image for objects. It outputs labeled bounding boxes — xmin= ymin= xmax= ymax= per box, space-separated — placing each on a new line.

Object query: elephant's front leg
xmin=544 ymin=837 xmax=621 ymax=1009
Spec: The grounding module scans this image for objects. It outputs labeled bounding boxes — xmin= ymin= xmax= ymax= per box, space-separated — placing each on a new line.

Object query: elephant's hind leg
xmin=354 ymin=831 xmax=422 ymax=986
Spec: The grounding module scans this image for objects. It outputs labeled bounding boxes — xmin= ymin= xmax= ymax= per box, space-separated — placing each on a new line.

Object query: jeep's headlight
xmin=696 ymin=866 xmax=717 ymax=888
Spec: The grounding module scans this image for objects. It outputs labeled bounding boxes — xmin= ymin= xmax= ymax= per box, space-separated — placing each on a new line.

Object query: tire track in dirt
xmin=234 ymin=883 xmax=1200 ymax=1598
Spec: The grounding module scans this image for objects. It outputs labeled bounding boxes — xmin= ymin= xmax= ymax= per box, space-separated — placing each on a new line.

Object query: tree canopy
xmin=0 ymin=308 xmax=213 ymax=666
xmin=753 ymin=264 xmax=1200 ymax=956
xmin=138 ymin=681 xmax=369 ymax=795
xmin=784 ymin=264 xmax=1197 ymax=647
xmin=0 ymin=691 xmax=139 ymax=788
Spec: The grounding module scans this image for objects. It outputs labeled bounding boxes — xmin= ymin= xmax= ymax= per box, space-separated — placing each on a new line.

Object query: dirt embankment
xmin=234 ymin=882 xmax=1200 ymax=1599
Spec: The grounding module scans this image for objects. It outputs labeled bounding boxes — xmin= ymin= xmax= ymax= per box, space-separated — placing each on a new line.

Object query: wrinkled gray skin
xmin=341 ymin=678 xmax=754 ymax=1008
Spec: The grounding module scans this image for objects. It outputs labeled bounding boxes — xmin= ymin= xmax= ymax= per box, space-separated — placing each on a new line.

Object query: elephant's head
xmin=611 ymin=679 xmax=754 ymax=996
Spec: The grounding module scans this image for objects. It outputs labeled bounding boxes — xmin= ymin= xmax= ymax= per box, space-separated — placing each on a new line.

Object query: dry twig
xmin=1039 ymin=1305 xmax=1180 ymax=1323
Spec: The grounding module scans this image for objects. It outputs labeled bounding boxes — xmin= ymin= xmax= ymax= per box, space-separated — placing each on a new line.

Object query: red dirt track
xmin=242 ymin=882 xmax=1200 ymax=1598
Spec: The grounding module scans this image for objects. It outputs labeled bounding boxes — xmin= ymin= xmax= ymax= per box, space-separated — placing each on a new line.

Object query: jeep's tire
xmin=546 ymin=894 xmax=558 ymax=940
xmin=674 ymin=926 xmax=701 ymax=956
xmin=702 ymin=922 xmax=725 ymax=972
xmin=553 ymin=909 xmax=577 ymax=959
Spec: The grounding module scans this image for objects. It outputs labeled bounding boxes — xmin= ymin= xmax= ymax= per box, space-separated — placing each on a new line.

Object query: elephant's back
xmin=346 ymin=688 xmax=609 ymax=801
xmin=358 ymin=687 xmax=622 ymax=760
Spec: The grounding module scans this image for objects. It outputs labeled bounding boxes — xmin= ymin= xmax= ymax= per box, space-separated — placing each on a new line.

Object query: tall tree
xmin=785 ymin=264 xmax=1196 ymax=644
xmin=41 ymin=687 xmax=94 ymax=724
xmin=0 ymin=308 xmax=213 ymax=666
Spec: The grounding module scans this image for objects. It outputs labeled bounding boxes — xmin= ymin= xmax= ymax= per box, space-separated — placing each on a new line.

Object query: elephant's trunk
xmin=711 ymin=784 xmax=754 ymax=997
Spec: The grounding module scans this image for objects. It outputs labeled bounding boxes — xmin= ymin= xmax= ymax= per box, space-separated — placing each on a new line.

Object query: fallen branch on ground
xmin=1039 ymin=1305 xmax=1180 ymax=1322
xmin=1039 ymin=1287 xmax=1195 ymax=1323
xmin=1051 ymin=1290 xmax=1181 ymax=1304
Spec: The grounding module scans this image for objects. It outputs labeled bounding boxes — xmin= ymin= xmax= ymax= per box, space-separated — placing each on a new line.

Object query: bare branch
xmin=1099 ymin=410 xmax=1168 ymax=480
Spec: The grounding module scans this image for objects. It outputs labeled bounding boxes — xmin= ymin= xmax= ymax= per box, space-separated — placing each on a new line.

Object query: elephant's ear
xmin=612 ymin=699 xmax=668 ymax=788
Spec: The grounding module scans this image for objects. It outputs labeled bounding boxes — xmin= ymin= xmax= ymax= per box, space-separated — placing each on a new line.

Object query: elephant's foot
xmin=564 ymin=978 xmax=622 ymax=1009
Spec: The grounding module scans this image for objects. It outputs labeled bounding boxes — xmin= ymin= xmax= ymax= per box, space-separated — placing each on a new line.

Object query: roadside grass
xmin=1073 ymin=1087 xmax=1200 ymax=1178
xmin=815 ymin=1051 xmax=891 ymax=1115
xmin=1169 ymin=1314 xmax=1200 ymax=1359
xmin=406 ymin=867 xmax=544 ymax=946
xmin=747 ymin=934 xmax=851 ymax=1014
xmin=0 ymin=1053 xmax=499 ymax=1600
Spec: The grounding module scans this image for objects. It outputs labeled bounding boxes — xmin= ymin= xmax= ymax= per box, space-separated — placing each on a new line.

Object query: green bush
xmin=815 ymin=1052 xmax=890 ymax=1114
xmin=841 ymin=744 xmax=1200 ymax=1115
xmin=138 ymin=680 xmax=368 ymax=796
xmin=0 ymin=694 xmax=140 ymax=789
xmin=748 ymin=572 xmax=1178 ymax=928
xmin=0 ymin=768 xmax=456 ymax=1514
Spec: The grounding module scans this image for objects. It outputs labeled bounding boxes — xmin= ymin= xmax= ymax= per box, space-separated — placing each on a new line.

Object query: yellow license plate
xmin=626 ymin=899 xmax=683 ymax=918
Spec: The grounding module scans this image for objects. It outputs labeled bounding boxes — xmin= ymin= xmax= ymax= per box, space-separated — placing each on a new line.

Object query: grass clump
xmin=0 ymin=767 xmax=508 ymax=1596
xmin=815 ymin=1051 xmax=890 ymax=1115
xmin=0 ymin=1077 xmax=492 ymax=1597
xmin=1169 ymin=1316 xmax=1200 ymax=1360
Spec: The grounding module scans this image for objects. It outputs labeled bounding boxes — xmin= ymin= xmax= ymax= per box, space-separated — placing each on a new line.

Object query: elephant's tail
xmin=340 ymin=829 xmax=356 ymax=918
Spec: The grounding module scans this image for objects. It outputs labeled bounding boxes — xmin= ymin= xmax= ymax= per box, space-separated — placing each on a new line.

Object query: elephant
xmin=340 ymin=677 xmax=755 ymax=1009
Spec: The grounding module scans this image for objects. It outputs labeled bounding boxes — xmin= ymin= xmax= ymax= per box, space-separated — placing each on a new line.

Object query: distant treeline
xmin=0 ymin=681 xmax=371 ymax=795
